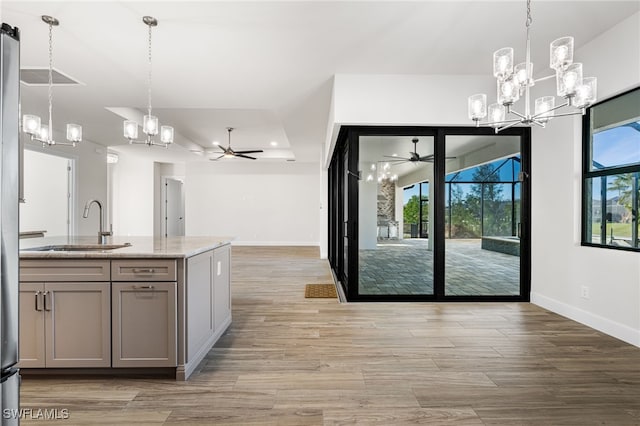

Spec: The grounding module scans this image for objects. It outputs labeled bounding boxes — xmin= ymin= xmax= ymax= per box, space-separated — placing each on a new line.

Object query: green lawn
xmin=592 ymin=222 xmax=633 ymax=238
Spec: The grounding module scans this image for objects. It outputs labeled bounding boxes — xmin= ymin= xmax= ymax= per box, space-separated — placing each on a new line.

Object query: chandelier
xmin=123 ymin=16 xmax=174 ymax=147
xmin=22 ymin=16 xmax=82 ymax=147
xmin=467 ymin=0 xmax=597 ymax=132
xmin=365 ymin=162 xmax=398 ymax=183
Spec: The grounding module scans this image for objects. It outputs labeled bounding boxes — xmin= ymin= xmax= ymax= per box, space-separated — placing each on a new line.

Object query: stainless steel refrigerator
xmin=0 ymin=22 xmax=21 ymax=426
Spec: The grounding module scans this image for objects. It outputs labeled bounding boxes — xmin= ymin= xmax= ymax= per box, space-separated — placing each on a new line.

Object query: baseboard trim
xmin=231 ymin=241 xmax=320 ymax=247
xmin=531 ymin=292 xmax=640 ymax=348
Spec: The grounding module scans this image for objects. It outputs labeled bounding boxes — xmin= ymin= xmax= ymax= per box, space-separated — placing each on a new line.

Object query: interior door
xmin=164 ymin=178 xmax=184 ymax=237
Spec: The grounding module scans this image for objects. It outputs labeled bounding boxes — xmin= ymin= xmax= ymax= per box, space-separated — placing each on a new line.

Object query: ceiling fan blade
xmin=235 ymin=154 xmax=257 ymax=160
xmin=209 ymin=155 xmax=225 ymax=161
xmin=383 ymin=155 xmax=411 ymax=161
xmin=234 ymin=150 xmax=264 ymax=154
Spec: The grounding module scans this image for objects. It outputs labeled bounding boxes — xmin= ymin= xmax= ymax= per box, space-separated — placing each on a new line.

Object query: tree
xmin=403 ymin=195 xmax=428 ymax=225
xmin=608 ymin=174 xmax=636 ymax=222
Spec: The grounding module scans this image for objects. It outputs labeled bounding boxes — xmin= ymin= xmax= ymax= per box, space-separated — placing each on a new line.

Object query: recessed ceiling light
xmin=270 ymin=141 xmax=278 ymax=147
xmin=212 ymin=141 xmax=220 ymax=146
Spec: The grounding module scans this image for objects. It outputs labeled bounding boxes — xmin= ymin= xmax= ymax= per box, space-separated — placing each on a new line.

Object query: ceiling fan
xmin=210 ymin=127 xmax=263 ymax=160
xmin=384 ymin=138 xmax=454 ymax=164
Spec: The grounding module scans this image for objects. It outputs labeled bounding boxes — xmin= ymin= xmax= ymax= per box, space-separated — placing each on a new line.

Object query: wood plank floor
xmin=20 ymin=246 xmax=640 ymax=425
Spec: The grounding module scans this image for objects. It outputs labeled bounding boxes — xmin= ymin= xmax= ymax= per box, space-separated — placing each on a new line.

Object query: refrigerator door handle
xmin=35 ymin=290 xmax=43 ymax=311
xmin=43 ymin=290 xmax=51 ymax=311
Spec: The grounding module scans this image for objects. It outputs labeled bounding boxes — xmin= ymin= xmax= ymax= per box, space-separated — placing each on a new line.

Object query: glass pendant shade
xmin=488 ymin=103 xmax=506 ymax=128
xmin=557 ymin=62 xmax=583 ymax=97
xmin=468 ymin=93 xmax=487 ymax=120
xmin=514 ymin=62 xmax=534 ymax=88
xmin=124 ymin=120 xmax=139 ymax=140
xmin=534 ymin=96 xmax=555 ymax=122
xmin=22 ymin=115 xmax=41 ymax=135
xmin=143 ymin=115 xmax=159 ymax=136
xmin=66 ymin=123 xmax=82 ymax=142
xmin=498 ymin=78 xmax=519 ymax=105
xmin=160 ymin=126 xmax=174 ymax=144
xmin=39 ymin=125 xmax=50 ymax=142
xmin=493 ymin=47 xmax=514 ymax=80
xmin=550 ymin=36 xmax=574 ymax=70
xmin=574 ymin=77 xmax=598 ymax=108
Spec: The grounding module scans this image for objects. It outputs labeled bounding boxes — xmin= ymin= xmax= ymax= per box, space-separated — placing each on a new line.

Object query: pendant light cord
xmin=147 ymin=21 xmax=153 ymax=117
xmin=48 ymin=21 xmax=54 ymax=141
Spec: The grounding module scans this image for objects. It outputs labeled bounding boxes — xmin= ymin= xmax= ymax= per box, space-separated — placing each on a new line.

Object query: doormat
xmin=305 ymin=284 xmax=337 ymax=298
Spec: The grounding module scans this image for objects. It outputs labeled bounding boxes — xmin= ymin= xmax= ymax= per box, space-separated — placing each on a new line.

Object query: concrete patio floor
xmin=359 ymin=238 xmax=520 ymax=296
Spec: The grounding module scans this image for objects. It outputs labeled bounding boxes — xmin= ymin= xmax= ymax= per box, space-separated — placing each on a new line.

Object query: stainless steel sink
xmin=22 ymin=243 xmax=132 ymax=252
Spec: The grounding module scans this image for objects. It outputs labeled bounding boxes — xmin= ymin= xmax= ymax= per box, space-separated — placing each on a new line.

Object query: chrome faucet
xmin=83 ymin=199 xmax=112 ymax=244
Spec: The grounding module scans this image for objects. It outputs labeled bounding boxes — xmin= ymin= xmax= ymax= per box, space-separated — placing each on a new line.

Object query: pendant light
xmin=123 ymin=16 xmax=174 ymax=147
xmin=467 ymin=0 xmax=597 ymax=132
xmin=22 ymin=15 xmax=82 ymax=146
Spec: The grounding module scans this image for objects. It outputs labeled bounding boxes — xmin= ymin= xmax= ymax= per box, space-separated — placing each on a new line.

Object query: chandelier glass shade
xmin=468 ymin=0 xmax=597 ymax=132
xmin=123 ymin=16 xmax=174 ymax=147
xmin=22 ymin=16 xmax=82 ymax=147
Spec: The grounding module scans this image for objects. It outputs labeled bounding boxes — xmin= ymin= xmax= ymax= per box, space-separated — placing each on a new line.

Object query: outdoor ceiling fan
xmin=209 ymin=127 xmax=263 ymax=160
xmin=384 ymin=138 xmax=454 ymax=164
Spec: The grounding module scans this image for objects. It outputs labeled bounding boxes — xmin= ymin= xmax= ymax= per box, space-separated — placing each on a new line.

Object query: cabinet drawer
xmin=111 ymin=259 xmax=177 ymax=282
xmin=20 ymin=259 xmax=110 ymax=282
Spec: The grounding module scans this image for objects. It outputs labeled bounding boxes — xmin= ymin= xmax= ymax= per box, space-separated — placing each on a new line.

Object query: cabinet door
xmin=213 ymin=245 xmax=231 ymax=330
xmin=185 ymin=250 xmax=214 ymax=363
xmin=18 ymin=283 xmax=45 ymax=368
xmin=45 ymin=282 xmax=111 ymax=368
xmin=112 ymin=282 xmax=177 ymax=367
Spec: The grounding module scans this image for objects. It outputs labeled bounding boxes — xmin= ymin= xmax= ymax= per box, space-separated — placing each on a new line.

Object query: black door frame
xmin=328 ymin=125 xmax=531 ymax=302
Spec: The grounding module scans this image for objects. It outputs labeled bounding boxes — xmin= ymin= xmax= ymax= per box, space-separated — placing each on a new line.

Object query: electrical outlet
xmin=581 ymin=286 xmax=590 ymax=299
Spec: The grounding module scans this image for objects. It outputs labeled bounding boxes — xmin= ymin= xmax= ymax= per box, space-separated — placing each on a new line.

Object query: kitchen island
xmin=19 ymin=236 xmax=232 ymax=380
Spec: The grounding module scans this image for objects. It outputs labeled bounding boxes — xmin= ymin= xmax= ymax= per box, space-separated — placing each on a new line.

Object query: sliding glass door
xmin=327 ymin=126 xmax=530 ymax=302
xmin=357 ymin=135 xmax=435 ymax=296
xmin=444 ymin=135 xmax=523 ymax=297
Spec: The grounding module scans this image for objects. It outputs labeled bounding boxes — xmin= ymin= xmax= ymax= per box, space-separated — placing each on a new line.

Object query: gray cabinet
xmin=213 ymin=244 xmax=231 ymax=330
xmin=18 ymin=282 xmax=111 ymax=368
xmin=112 ymin=282 xmax=177 ymax=367
xmin=111 ymin=259 xmax=177 ymax=367
xmin=18 ymin=283 xmax=45 ymax=368
xmin=182 ymin=244 xmax=232 ymax=377
xmin=186 ymin=250 xmax=214 ymax=363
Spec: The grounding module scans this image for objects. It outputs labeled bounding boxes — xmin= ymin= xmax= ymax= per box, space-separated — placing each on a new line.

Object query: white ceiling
xmin=3 ymin=1 xmax=637 ymax=163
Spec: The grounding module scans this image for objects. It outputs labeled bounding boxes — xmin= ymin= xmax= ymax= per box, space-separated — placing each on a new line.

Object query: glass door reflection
xmin=444 ymin=135 xmax=522 ymax=296
xmin=358 ymin=135 xmax=435 ymax=296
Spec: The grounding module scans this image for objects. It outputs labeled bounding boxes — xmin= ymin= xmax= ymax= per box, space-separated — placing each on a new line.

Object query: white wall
xmin=21 ymin=135 xmax=107 ymax=237
xmin=110 ymin=154 xmax=154 ymax=236
xmin=185 ymin=161 xmax=320 ymax=245
xmin=530 ymin=12 xmax=640 ymax=347
xmin=20 ymin=149 xmax=69 ymax=236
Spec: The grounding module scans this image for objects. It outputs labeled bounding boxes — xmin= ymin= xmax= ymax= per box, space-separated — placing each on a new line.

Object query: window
xmin=582 ymin=87 xmax=640 ymax=251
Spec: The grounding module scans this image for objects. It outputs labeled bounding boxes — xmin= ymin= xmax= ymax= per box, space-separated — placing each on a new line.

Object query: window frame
xmin=581 ymin=86 xmax=640 ymax=252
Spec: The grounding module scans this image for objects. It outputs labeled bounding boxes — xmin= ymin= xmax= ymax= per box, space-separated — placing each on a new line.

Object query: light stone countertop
xmin=19 ymin=235 xmax=233 ymax=259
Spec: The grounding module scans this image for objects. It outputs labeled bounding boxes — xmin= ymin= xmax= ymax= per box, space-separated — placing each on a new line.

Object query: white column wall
xmin=110 ymin=154 xmax=154 ymax=236
xmin=358 ymin=176 xmax=378 ymax=250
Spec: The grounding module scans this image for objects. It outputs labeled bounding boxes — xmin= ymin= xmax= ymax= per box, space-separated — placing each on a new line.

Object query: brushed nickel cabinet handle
xmin=35 ymin=291 xmax=43 ymax=311
xmin=133 ymin=285 xmax=155 ymax=290
xmin=43 ymin=291 xmax=51 ymax=311
xmin=131 ymin=268 xmax=155 ymax=273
